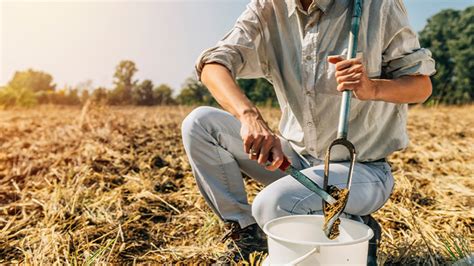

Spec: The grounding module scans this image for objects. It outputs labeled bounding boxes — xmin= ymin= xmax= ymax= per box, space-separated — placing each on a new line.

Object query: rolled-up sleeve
xmin=381 ymin=0 xmax=436 ymax=79
xmin=195 ymin=1 xmax=268 ymax=81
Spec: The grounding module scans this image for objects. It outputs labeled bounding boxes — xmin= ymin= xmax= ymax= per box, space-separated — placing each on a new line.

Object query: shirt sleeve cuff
xmin=195 ymin=47 xmax=240 ymax=81
xmin=383 ymin=48 xmax=436 ymax=79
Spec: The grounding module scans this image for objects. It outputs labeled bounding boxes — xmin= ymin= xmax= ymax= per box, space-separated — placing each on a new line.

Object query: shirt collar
xmin=286 ymin=0 xmax=334 ymax=17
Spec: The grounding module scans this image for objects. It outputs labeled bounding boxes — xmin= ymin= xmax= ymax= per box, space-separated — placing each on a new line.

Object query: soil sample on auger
xmin=323 ymin=186 xmax=349 ymax=239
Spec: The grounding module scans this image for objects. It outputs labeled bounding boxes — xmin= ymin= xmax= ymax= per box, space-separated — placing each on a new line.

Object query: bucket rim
xmin=263 ymin=215 xmax=374 ymax=247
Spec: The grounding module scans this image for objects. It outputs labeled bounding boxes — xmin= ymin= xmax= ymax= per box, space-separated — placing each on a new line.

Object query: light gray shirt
xmin=195 ymin=0 xmax=436 ymax=162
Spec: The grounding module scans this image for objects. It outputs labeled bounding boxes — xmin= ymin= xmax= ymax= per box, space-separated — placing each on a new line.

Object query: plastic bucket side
xmin=266 ymin=236 xmax=320 ymax=265
xmin=263 ymin=215 xmax=373 ymax=265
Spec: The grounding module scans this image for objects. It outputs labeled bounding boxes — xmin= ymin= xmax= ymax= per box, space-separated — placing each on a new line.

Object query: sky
xmin=1 ymin=0 xmax=473 ymax=93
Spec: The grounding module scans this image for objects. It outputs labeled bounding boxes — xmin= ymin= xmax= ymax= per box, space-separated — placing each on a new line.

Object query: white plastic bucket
xmin=263 ymin=215 xmax=373 ymax=266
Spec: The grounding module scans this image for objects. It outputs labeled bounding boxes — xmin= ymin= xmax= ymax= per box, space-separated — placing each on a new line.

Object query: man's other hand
xmin=328 ymin=55 xmax=377 ymax=101
xmin=239 ymin=110 xmax=287 ymax=171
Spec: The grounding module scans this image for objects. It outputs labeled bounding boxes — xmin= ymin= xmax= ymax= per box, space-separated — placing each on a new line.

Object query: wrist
xmin=237 ymin=107 xmax=261 ymax=123
xmin=371 ymin=79 xmax=382 ymax=101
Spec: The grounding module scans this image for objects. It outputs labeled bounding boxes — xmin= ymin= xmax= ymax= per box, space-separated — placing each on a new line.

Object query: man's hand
xmin=239 ymin=110 xmax=287 ymax=171
xmin=201 ymin=64 xmax=289 ymax=171
xmin=328 ymin=55 xmax=377 ymax=101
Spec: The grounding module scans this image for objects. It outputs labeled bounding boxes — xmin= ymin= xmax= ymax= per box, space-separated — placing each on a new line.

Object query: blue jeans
xmin=181 ymin=106 xmax=394 ymax=228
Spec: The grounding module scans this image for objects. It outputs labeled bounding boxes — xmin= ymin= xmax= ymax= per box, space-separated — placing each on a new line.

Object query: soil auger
xmin=322 ymin=0 xmax=363 ymax=239
xmin=268 ymin=0 xmax=363 ymax=240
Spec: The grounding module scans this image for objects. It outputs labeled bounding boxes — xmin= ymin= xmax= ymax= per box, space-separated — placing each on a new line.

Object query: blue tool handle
xmin=285 ymin=166 xmax=337 ymax=205
xmin=337 ymin=0 xmax=362 ymax=140
xmin=268 ymin=154 xmax=337 ymax=205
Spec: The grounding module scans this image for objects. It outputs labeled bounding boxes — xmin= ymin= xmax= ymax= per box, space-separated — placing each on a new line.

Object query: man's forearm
xmin=328 ymin=56 xmax=432 ymax=104
xmin=201 ymin=63 xmax=260 ymax=120
xmin=372 ymin=75 xmax=432 ymax=104
xmin=200 ymin=63 xmax=286 ymax=169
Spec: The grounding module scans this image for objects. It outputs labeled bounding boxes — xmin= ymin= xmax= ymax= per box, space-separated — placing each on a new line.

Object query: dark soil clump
xmin=323 ymin=186 xmax=349 ymax=239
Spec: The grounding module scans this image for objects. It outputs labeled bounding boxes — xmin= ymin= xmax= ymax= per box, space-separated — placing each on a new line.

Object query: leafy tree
xmin=237 ymin=78 xmax=278 ymax=107
xmin=419 ymin=6 xmax=474 ymax=104
xmin=154 ymin=84 xmax=175 ymax=105
xmin=8 ymin=69 xmax=56 ymax=92
xmin=132 ymin=79 xmax=155 ymax=105
xmin=109 ymin=60 xmax=138 ymax=105
xmin=237 ymin=79 xmax=257 ymax=96
xmin=65 ymin=89 xmax=81 ymax=105
xmin=0 ymin=86 xmax=37 ymax=107
xmin=46 ymin=86 xmax=81 ymax=105
xmin=92 ymin=87 xmax=109 ymax=104
xmin=177 ymin=77 xmax=215 ymax=105
xmin=80 ymin=90 xmax=90 ymax=104
xmin=176 ymin=76 xmax=277 ymax=107
xmin=7 ymin=69 xmax=56 ymax=104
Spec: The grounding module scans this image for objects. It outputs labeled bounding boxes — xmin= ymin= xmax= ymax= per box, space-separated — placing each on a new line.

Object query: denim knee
xmin=251 ymin=189 xmax=272 ymax=228
xmin=251 ymin=184 xmax=292 ymax=228
xmin=181 ymin=106 xmax=219 ymax=136
xmin=252 ymin=177 xmax=326 ymax=228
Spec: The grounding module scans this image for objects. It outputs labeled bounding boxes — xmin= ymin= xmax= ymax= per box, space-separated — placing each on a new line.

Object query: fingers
xmin=335 ymin=58 xmax=362 ymax=71
xmin=257 ymin=135 xmax=273 ymax=165
xmin=328 ymin=55 xmax=374 ymax=100
xmin=335 ymin=64 xmax=364 ymax=78
xmin=337 ymin=81 xmax=360 ymax=92
xmin=249 ymin=135 xmax=264 ymax=160
xmin=330 ymin=56 xmax=365 ymax=93
xmin=328 ymin=55 xmax=361 ymax=68
xmin=243 ymin=134 xmax=253 ymax=154
xmin=336 ymin=72 xmax=362 ymax=83
xmin=243 ymin=132 xmax=287 ymax=171
xmin=327 ymin=55 xmax=362 ymax=70
xmin=242 ymin=130 xmax=277 ymax=163
xmin=265 ymin=146 xmax=286 ymax=171
xmin=240 ymin=120 xmax=288 ymax=171
xmin=327 ymin=55 xmax=345 ymax=64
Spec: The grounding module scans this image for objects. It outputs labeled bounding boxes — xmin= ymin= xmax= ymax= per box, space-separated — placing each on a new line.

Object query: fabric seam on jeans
xmin=368 ymin=174 xmax=395 ymax=214
xmin=213 ymin=136 xmax=234 ymax=207
xmin=211 ymin=129 xmax=254 ymax=226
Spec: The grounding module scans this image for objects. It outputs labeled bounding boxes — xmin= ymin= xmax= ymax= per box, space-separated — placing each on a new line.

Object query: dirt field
xmin=0 ymin=104 xmax=472 ymax=264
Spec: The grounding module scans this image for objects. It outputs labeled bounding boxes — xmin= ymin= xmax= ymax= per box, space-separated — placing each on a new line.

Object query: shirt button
xmin=307 ymin=122 xmax=313 ymax=127
xmin=306 ymin=91 xmax=311 ymax=96
xmin=309 ymin=147 xmax=315 ymax=152
xmin=305 ymin=55 xmax=312 ymax=61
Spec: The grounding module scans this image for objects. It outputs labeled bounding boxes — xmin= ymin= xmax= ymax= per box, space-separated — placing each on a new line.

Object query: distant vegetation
xmin=420 ymin=6 xmax=474 ymax=105
xmin=0 ymin=61 xmax=277 ymax=108
xmin=0 ymin=62 xmax=177 ymax=108
xmin=0 ymin=6 xmax=472 ymax=108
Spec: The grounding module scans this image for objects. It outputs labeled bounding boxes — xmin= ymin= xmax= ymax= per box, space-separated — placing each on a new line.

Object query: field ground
xmin=0 ymin=104 xmax=472 ymax=264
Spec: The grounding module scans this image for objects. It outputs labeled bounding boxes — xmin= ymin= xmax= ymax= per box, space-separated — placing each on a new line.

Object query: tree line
xmin=419 ymin=6 xmax=473 ymax=105
xmin=0 ymin=61 xmax=176 ymax=108
xmin=0 ymin=6 xmax=472 ymax=107
xmin=0 ymin=59 xmax=279 ymax=108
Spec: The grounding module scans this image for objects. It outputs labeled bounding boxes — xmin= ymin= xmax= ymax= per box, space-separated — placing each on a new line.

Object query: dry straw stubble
xmin=0 ymin=104 xmax=472 ymax=264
